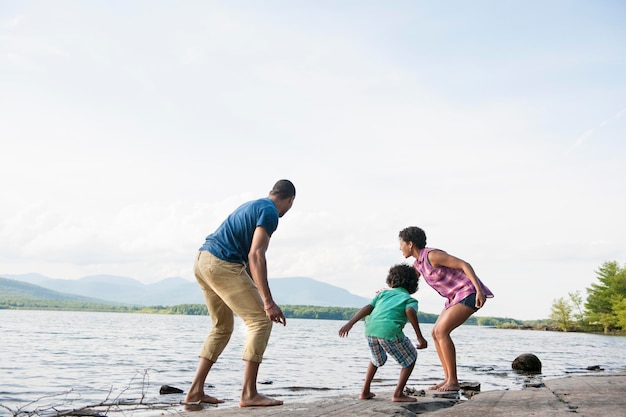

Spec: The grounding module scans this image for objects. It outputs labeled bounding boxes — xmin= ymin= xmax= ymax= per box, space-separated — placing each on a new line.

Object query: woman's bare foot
xmin=392 ymin=394 xmax=417 ymax=402
xmin=437 ymin=383 xmax=460 ymax=392
xmin=184 ymin=394 xmax=224 ymax=405
xmin=359 ymin=391 xmax=376 ymax=400
xmin=428 ymin=381 xmax=446 ymax=390
xmin=240 ymin=393 xmax=283 ymax=407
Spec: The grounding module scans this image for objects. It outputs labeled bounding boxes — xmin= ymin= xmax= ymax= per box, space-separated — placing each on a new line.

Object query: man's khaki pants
xmin=194 ymin=250 xmax=272 ymax=363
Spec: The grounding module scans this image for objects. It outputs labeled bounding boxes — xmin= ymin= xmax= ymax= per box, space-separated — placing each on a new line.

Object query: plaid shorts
xmin=366 ymin=335 xmax=417 ymax=368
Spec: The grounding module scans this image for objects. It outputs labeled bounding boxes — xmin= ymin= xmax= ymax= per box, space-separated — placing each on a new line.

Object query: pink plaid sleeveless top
xmin=414 ymin=248 xmax=494 ymax=309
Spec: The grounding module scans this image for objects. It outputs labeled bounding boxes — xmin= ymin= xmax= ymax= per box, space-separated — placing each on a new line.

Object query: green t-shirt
xmin=364 ymin=287 xmax=419 ymax=339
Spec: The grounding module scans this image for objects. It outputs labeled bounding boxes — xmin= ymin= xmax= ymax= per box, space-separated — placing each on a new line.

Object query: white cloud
xmin=1 ymin=1 xmax=625 ymax=320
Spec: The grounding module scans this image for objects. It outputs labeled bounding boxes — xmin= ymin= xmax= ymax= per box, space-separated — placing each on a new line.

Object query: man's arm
xmin=248 ymin=226 xmax=286 ymax=325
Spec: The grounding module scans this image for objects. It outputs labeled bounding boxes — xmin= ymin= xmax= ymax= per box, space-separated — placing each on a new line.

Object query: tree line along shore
xmin=0 ymin=298 xmax=583 ymax=330
xmin=1 ymin=296 xmax=523 ymax=326
xmin=2 ymin=260 xmax=624 ymax=334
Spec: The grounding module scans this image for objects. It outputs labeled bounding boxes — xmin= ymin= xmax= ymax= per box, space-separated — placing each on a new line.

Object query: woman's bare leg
xmin=431 ymin=304 xmax=475 ymax=391
xmin=429 ymin=315 xmax=448 ymax=390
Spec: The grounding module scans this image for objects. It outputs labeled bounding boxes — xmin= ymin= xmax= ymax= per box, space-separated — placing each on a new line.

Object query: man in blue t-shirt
xmin=185 ymin=180 xmax=296 ymax=408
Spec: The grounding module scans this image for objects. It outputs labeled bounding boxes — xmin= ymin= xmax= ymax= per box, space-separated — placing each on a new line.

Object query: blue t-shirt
xmin=365 ymin=287 xmax=419 ymax=339
xmin=200 ymin=198 xmax=279 ymax=264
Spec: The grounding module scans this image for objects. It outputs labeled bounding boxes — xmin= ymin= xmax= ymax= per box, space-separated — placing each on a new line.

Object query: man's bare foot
xmin=184 ymin=394 xmax=224 ymax=405
xmin=428 ymin=381 xmax=446 ymax=390
xmin=392 ymin=394 xmax=417 ymax=402
xmin=359 ymin=392 xmax=375 ymax=400
xmin=240 ymin=393 xmax=283 ymax=407
xmin=437 ymin=383 xmax=460 ymax=392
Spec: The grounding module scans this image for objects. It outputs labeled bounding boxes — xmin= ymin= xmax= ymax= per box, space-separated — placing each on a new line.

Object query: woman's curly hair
xmin=398 ymin=226 xmax=427 ymax=249
xmin=386 ymin=264 xmax=419 ymax=294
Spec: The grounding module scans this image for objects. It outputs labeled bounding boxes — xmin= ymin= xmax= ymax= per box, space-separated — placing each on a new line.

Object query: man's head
xmin=269 ymin=179 xmax=296 ymax=217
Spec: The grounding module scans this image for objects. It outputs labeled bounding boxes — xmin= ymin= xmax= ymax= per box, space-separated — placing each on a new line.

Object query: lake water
xmin=1 ymin=310 xmax=625 ymax=416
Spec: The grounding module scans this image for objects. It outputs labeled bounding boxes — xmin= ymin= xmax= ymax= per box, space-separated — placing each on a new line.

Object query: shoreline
xmin=6 ymin=371 xmax=624 ymax=416
xmin=178 ymin=371 xmax=626 ymax=416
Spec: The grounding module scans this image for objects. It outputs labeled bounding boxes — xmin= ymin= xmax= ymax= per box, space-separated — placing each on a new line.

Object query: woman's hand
xmin=475 ymin=290 xmax=487 ymax=309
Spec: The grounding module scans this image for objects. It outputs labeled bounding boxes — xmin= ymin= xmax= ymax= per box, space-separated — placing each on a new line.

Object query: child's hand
xmin=416 ymin=336 xmax=428 ymax=350
xmin=338 ymin=323 xmax=352 ymax=338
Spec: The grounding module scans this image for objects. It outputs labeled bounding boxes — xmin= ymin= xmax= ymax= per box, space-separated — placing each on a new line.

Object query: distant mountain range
xmin=0 ymin=273 xmax=371 ymax=308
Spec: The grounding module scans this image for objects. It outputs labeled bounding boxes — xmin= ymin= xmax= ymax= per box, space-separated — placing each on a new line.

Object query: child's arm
xmin=406 ymin=307 xmax=428 ymax=349
xmin=338 ymin=304 xmax=374 ymax=337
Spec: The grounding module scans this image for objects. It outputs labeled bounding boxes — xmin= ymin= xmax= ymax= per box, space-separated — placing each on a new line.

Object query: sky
xmin=1 ymin=1 xmax=625 ymax=320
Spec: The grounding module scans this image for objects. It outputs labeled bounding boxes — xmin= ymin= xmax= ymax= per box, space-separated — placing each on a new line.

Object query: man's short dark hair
xmin=270 ymin=179 xmax=296 ymax=199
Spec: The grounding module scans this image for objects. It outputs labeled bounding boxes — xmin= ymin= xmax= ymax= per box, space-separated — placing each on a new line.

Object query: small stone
xmin=404 ymin=386 xmax=425 ymax=396
xmin=460 ymin=382 xmax=481 ymax=392
xmin=159 ymin=385 xmax=184 ymax=395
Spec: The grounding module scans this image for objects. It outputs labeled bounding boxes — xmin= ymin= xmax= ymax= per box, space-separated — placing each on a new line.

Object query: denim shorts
xmin=459 ymin=293 xmax=479 ymax=312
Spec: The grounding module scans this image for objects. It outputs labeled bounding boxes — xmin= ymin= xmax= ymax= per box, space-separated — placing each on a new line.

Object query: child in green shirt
xmin=339 ymin=264 xmax=428 ymax=402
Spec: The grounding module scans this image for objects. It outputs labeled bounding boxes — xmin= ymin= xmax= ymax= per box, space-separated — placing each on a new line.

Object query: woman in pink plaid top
xmin=399 ymin=226 xmax=494 ymax=393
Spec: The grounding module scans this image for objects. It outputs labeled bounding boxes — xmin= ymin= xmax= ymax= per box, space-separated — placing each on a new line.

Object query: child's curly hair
xmin=386 ymin=264 xmax=419 ymax=294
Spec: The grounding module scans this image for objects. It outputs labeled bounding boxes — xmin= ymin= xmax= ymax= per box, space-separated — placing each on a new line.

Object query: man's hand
xmin=264 ymin=302 xmax=286 ymax=326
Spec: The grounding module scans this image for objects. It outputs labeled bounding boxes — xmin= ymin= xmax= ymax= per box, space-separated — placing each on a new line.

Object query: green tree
xmin=585 ymin=261 xmax=626 ymax=333
xmin=614 ymin=298 xmax=626 ymax=330
xmin=550 ymin=297 xmax=572 ymax=331
xmin=568 ymin=290 xmax=585 ymax=326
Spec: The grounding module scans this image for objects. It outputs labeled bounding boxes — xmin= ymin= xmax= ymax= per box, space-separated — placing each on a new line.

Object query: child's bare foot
xmin=437 ymin=383 xmax=460 ymax=392
xmin=428 ymin=381 xmax=446 ymax=390
xmin=240 ymin=393 xmax=283 ymax=407
xmin=359 ymin=392 xmax=376 ymax=400
xmin=392 ymin=394 xmax=417 ymax=402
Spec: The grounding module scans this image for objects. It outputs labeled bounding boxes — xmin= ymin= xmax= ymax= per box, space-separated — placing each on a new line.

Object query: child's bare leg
xmin=360 ymin=362 xmax=377 ymax=400
xmin=392 ymin=361 xmax=416 ymax=402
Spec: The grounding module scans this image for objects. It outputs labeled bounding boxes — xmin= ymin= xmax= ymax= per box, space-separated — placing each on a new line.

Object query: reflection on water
xmin=1 ymin=310 xmax=625 ymax=414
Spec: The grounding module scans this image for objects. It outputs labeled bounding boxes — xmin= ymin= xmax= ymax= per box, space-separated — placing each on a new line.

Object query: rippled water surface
xmin=1 ymin=310 xmax=625 ymax=415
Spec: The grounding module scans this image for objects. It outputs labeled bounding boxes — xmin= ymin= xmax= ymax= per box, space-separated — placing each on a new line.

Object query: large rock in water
xmin=512 ymin=353 xmax=542 ymax=373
